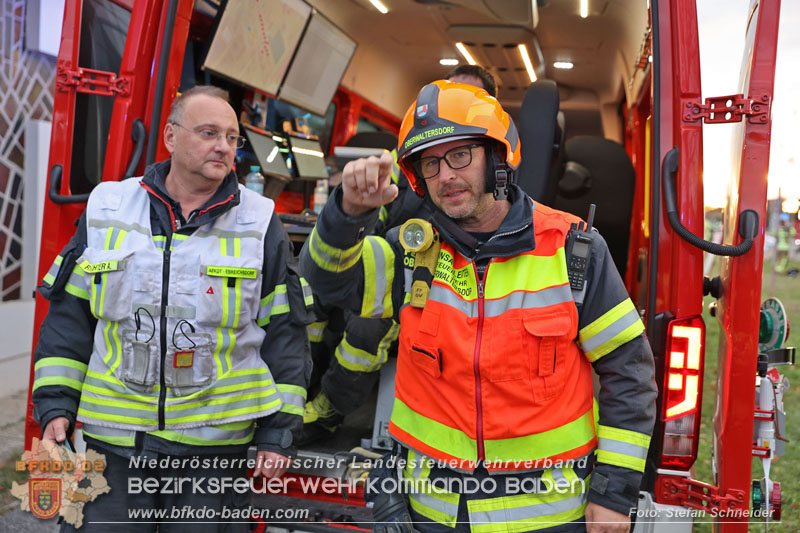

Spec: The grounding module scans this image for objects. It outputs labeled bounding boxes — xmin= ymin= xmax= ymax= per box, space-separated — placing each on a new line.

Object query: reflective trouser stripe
xmin=361 ymin=236 xmax=395 ymax=318
xmin=404 ymin=450 xmax=459 ymax=528
xmin=308 ymin=226 xmax=363 ymax=272
xmin=335 ymin=323 xmax=399 ymax=372
xmin=596 ymin=425 xmax=650 ymax=472
xmin=277 ymin=384 xmax=307 ymax=416
xmin=32 ymin=357 xmax=87 ymax=392
xmin=257 ymin=284 xmax=289 ymax=326
xmin=466 ymin=493 xmax=587 ymax=533
xmin=579 ymin=299 xmax=644 ymax=361
xmin=307 ymin=320 xmax=328 ymax=342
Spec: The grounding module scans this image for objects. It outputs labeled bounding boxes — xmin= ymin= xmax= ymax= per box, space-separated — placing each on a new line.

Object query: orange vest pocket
xmin=523 ymin=310 xmax=573 ymax=403
xmin=410 ymin=343 xmax=442 ymax=379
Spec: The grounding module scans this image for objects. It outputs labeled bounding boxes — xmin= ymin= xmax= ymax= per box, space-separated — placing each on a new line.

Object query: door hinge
xmin=656 ymin=475 xmax=748 ymax=514
xmin=683 ymin=94 xmax=770 ymax=124
xmin=56 ymin=64 xmax=131 ymax=97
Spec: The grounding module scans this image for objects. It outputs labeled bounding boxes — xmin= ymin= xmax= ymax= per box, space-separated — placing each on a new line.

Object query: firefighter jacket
xmin=300 ymin=183 xmax=657 ymax=515
xmin=33 ymin=161 xmax=312 ymax=458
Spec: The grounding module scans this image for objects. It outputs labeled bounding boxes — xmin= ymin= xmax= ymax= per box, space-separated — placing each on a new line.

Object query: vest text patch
xmin=79 ymin=260 xmax=121 ymax=274
xmin=206 ymin=266 xmax=258 ymax=279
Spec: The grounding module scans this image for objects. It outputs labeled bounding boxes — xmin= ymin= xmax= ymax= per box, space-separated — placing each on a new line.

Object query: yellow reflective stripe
xmin=32 ymin=376 xmax=84 ymax=392
xmin=335 ymin=324 xmax=398 ymax=372
xmin=484 ymin=409 xmax=595 ymax=463
xmin=596 ymin=425 xmax=650 ymax=472
xmin=307 ymin=321 xmax=327 ymax=342
xmin=165 ymin=401 xmax=281 ymax=425
xmin=361 ymin=236 xmax=395 ymax=318
xmin=277 ymin=384 xmax=307 ymax=397
xmin=257 ymin=284 xmax=289 ymax=327
xmin=484 ymin=249 xmax=567 ymax=299
xmin=579 ymin=299 xmax=644 ymax=362
xmin=234 ymin=238 xmax=241 ymax=258
xmin=214 ymin=327 xmax=225 ymax=377
xmin=308 ymin=226 xmax=363 ymax=273
xmin=467 ymin=490 xmax=587 ymax=533
xmin=149 ymin=426 xmax=255 ymax=446
xmin=220 ymin=238 xmax=227 ymax=256
xmin=114 ymin=229 xmax=127 ymax=249
xmin=81 ymin=429 xmax=135 ymax=447
xmin=169 ymin=379 xmax=274 ymax=400
xmin=102 ymin=320 xmax=114 ymax=365
xmin=391 ymin=398 xmax=478 ymax=462
xmin=35 ymin=357 xmax=88 ymax=373
xmin=225 ymin=278 xmax=242 ymax=371
xmin=65 ymin=283 xmax=89 ymax=300
xmin=43 ymin=273 xmax=56 ymax=285
xmin=280 ymin=403 xmax=304 ymax=415
xmin=43 ymin=254 xmax=62 ymax=285
xmin=104 ymin=227 xmax=114 ymax=250
xmin=82 ymin=382 xmax=158 ymax=403
xmin=108 ymin=321 xmax=123 ymax=375
xmin=77 ymin=408 xmax=156 ymax=425
xmin=164 ymin=390 xmax=278 ymax=413
xmin=81 ymin=394 xmax=158 ymax=411
xmin=409 ymin=490 xmax=459 ymax=527
xmin=300 ymin=277 xmax=314 ymax=307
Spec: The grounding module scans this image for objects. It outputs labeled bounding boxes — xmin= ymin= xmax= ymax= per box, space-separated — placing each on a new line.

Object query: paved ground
xmin=0 ymin=384 xmax=59 ymax=531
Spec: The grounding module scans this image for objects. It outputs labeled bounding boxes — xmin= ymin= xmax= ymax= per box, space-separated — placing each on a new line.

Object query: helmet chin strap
xmin=485 ymin=145 xmax=511 ymax=201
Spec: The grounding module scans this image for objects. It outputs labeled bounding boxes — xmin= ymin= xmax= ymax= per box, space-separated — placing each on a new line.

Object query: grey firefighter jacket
xmin=33 ymin=160 xmax=313 ymax=458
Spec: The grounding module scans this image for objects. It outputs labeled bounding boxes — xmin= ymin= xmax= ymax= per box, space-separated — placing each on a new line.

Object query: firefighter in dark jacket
xmin=300 ymin=81 xmax=657 ymax=533
xmin=33 ymin=85 xmax=312 ymax=532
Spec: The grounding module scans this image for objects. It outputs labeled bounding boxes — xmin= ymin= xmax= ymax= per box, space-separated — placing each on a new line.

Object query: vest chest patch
xmin=174 ymin=350 xmax=194 ymax=368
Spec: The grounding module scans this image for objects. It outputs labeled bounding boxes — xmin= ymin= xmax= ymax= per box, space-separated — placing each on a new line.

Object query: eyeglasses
xmin=416 ymin=143 xmax=482 ymax=179
xmin=171 ymin=122 xmax=246 ymax=149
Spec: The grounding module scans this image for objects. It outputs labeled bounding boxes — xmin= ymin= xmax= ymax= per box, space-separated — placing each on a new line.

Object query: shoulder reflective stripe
xmin=205 ymin=266 xmax=258 ymax=279
xmin=88 ymin=218 xmax=150 ymax=237
xmin=300 ymin=277 xmax=314 ymax=307
xmin=307 ymin=321 xmax=328 ymax=342
xmin=483 ymin=409 xmax=595 ymax=464
xmin=361 ymin=237 xmax=395 ymax=318
xmin=277 ymin=384 xmax=306 ymax=416
xmin=308 ymin=227 xmax=363 ymax=273
xmin=579 ymin=299 xmax=644 ymax=361
xmin=257 ymin=284 xmax=289 ymax=326
xmin=466 ymin=491 xmax=587 ymax=533
xmin=105 ymin=227 xmax=128 ymax=250
xmin=391 ymin=397 xmax=478 ymax=462
xmin=596 ymin=425 xmax=650 ymax=472
xmin=43 ymin=255 xmax=64 ymax=286
xmin=197 ymin=228 xmax=263 ymax=240
xmin=79 ymin=260 xmax=121 ymax=274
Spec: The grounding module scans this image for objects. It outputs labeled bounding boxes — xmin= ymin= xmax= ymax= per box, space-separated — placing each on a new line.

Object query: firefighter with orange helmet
xmin=300 ymin=80 xmax=656 ymax=532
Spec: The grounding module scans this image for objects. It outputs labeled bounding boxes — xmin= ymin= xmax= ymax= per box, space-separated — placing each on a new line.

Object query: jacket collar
xmin=141 ymin=160 xmax=241 ymax=231
xmin=429 ymin=183 xmax=535 ymax=261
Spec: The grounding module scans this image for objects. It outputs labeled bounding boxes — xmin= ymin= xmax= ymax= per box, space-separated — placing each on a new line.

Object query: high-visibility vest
xmin=389 ymin=203 xmax=597 ymax=473
xmin=73 ymin=178 xmax=284 ymax=432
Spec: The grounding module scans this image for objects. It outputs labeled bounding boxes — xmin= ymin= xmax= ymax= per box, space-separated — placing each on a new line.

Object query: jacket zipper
xmin=473 ymin=260 xmax=489 ymax=462
xmin=157 ymin=235 xmax=172 ymax=430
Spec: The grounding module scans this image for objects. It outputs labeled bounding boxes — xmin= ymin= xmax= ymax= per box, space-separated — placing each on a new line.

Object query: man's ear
xmin=163 ymin=123 xmax=176 ymax=154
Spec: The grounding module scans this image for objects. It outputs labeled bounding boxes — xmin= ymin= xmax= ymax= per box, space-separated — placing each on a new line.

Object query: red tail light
xmin=659 ymin=316 xmax=705 ymax=469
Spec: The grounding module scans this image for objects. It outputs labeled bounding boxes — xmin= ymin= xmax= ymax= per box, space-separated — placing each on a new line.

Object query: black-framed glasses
xmin=171 ymin=122 xmax=246 ymax=149
xmin=416 ymin=143 xmax=482 ymax=179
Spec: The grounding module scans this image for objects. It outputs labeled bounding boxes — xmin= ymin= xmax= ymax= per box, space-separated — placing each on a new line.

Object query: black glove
xmin=372 ymin=491 xmax=414 ymax=533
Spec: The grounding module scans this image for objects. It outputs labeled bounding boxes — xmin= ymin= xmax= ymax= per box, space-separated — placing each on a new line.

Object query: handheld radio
xmin=566 ymin=204 xmax=596 ymax=291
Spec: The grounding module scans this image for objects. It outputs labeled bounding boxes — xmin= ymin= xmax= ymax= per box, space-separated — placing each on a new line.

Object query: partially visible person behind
xmin=301 ymin=67 xmax=498 ymax=443
xmin=33 ymin=85 xmax=312 ymax=532
xmin=301 ymin=80 xmax=657 ymax=533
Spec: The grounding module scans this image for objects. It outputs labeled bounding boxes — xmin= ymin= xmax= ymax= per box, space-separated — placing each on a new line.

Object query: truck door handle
xmin=47 ymin=164 xmax=90 ymax=204
xmin=123 ymin=118 xmax=147 ymax=179
xmin=662 ymin=146 xmax=758 ymax=257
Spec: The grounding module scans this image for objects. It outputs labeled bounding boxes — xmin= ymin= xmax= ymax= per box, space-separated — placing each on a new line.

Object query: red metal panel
xmin=102 ymin=1 xmax=162 ymax=181
xmin=714 ymin=0 xmax=781 ymax=531
xmin=25 ymin=0 xmax=87 ymax=450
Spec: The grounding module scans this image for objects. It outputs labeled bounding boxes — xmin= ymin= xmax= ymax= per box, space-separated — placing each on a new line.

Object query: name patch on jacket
xmin=205 ymin=266 xmax=258 ymax=279
xmin=79 ymin=260 xmax=122 ymax=274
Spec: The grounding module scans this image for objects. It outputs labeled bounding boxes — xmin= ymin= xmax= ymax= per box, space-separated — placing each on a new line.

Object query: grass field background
xmin=692 ymin=261 xmax=800 ymax=532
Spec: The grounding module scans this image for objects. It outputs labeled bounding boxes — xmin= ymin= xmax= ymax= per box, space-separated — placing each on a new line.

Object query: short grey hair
xmin=167 ymin=85 xmax=231 ymax=124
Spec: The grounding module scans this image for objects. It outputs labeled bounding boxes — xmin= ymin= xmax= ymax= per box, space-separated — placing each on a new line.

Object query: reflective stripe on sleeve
xmin=579 ymin=299 xmax=644 ymax=362
xmin=277 ymin=383 xmax=307 ymax=416
xmin=257 ymin=284 xmax=289 ymax=327
xmin=307 ymin=226 xmax=364 ymax=273
xmin=32 ymin=357 xmax=87 ymax=392
xmin=361 ymin=236 xmax=395 ymax=318
xmin=42 ymin=254 xmax=64 ymax=286
xmin=596 ymin=425 xmax=650 ymax=472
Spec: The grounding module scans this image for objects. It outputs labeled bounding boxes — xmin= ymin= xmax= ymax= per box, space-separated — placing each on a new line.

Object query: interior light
xmin=292 ymin=146 xmax=324 ymax=158
xmin=439 ymin=58 xmax=459 ymax=66
xmin=368 ymin=0 xmax=389 ymax=14
xmin=266 ymin=146 xmax=279 ymax=164
xmin=553 ymin=61 xmax=574 ymax=69
xmin=518 ymin=44 xmax=537 ymax=83
xmin=455 ymin=42 xmax=477 ymax=66
xmin=580 ymin=0 xmax=589 ymax=18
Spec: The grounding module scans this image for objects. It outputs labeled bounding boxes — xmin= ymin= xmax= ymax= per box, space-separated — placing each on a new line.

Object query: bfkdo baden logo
xmin=29 ymin=478 xmax=61 ymax=519
xmin=11 ymin=438 xmax=109 ymax=527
